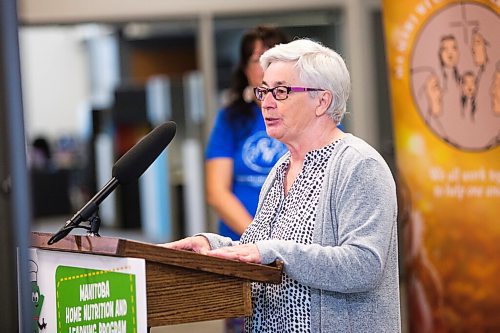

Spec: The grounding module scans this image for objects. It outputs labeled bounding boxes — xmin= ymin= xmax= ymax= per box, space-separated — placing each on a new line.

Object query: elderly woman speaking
xmin=163 ymin=39 xmax=401 ymax=332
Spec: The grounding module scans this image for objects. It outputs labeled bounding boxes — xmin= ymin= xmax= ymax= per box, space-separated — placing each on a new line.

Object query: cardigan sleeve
xmin=256 ymin=155 xmax=397 ymax=293
xmin=196 ymin=232 xmax=239 ymax=249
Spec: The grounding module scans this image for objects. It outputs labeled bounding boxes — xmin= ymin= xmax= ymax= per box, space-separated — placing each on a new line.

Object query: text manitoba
xmin=80 ymin=281 xmax=110 ymax=301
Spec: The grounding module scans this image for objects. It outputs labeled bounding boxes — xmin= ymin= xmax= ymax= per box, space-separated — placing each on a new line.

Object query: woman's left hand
xmin=207 ymin=244 xmax=261 ymax=264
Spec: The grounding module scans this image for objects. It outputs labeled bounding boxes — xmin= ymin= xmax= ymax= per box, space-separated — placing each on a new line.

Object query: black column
xmin=0 ymin=0 xmax=33 ymax=331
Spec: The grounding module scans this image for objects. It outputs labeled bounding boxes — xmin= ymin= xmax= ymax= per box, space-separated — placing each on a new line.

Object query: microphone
xmin=47 ymin=121 xmax=177 ymax=245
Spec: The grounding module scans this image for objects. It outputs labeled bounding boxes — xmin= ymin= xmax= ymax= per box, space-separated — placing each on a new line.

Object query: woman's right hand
xmin=159 ymin=236 xmax=211 ymax=254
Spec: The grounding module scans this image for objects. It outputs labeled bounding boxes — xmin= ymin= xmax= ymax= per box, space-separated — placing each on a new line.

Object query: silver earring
xmin=243 ymin=86 xmax=254 ymax=103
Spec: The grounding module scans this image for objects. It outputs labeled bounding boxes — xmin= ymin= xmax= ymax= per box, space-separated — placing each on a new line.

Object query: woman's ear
xmin=315 ymin=90 xmax=333 ymax=117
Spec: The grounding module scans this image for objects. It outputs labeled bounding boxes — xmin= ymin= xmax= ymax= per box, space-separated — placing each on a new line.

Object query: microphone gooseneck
xmin=47 ymin=121 xmax=177 ymax=245
xmin=47 ymin=178 xmax=119 ymax=245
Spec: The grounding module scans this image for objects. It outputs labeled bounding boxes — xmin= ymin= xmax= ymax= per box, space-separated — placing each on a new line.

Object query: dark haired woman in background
xmin=205 ymin=26 xmax=290 ymax=241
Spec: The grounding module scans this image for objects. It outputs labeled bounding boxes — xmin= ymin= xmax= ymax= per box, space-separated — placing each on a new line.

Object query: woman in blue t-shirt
xmin=206 ymin=26 xmax=290 ymax=241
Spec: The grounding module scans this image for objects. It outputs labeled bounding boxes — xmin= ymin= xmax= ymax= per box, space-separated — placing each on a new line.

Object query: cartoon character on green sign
xmin=30 ymin=260 xmax=47 ymax=332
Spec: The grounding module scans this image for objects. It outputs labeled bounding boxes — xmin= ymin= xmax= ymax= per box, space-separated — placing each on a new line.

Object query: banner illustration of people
xmin=410 ymin=2 xmax=499 ymax=151
xmin=382 ymin=0 xmax=499 ymax=331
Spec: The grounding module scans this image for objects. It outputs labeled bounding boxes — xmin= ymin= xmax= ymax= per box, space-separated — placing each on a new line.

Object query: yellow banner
xmin=382 ymin=0 xmax=499 ymax=331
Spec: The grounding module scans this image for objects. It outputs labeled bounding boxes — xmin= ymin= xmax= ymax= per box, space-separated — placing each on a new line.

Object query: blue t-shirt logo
xmin=242 ymin=131 xmax=287 ymax=173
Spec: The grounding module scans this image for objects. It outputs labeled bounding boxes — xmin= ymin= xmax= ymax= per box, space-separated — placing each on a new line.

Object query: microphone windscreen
xmin=112 ymin=121 xmax=176 ymax=184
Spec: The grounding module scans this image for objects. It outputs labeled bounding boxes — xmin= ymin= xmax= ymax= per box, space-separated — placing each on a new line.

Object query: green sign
xmin=55 ymin=266 xmax=138 ymax=333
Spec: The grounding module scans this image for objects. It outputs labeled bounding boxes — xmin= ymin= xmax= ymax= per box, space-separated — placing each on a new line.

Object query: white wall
xmin=19 ymin=26 xmax=90 ymax=141
xmin=18 ymin=0 xmax=345 ymax=24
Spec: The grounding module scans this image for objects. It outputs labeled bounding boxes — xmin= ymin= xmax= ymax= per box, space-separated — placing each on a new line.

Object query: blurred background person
xmin=30 ymin=136 xmax=54 ymax=171
xmin=205 ymin=26 xmax=290 ymax=241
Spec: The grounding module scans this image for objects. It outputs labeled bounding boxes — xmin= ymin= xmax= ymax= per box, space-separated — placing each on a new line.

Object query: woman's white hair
xmin=260 ymin=39 xmax=350 ymax=124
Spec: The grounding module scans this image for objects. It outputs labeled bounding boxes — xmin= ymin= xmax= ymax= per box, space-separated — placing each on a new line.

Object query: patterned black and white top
xmin=240 ymin=139 xmax=340 ymax=333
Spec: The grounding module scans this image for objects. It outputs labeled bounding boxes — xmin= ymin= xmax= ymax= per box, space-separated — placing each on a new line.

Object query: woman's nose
xmin=261 ymin=90 xmax=276 ymax=108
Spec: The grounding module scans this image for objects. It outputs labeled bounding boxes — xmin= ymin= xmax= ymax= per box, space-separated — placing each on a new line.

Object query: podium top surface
xmin=31 ymin=232 xmax=282 ymax=284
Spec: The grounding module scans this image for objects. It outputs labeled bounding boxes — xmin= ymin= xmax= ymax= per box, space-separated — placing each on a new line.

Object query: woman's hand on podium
xmin=159 ymin=237 xmax=262 ymax=264
xmin=206 ymin=244 xmax=261 ymax=264
xmin=159 ymin=236 xmax=211 ymax=254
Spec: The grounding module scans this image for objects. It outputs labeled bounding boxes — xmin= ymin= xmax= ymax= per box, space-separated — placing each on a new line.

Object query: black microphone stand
xmin=71 ymin=209 xmax=102 ymax=237
xmin=87 ymin=211 xmax=102 ymax=237
xmin=48 ymin=178 xmax=118 ymax=245
xmin=50 ymin=208 xmax=102 ymax=240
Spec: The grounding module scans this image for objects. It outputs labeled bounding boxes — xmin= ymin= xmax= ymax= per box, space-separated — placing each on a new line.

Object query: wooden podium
xmin=31 ymin=232 xmax=282 ymax=328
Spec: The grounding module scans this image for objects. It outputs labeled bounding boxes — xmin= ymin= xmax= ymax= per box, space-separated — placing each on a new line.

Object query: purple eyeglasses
xmin=253 ymin=86 xmax=325 ymax=101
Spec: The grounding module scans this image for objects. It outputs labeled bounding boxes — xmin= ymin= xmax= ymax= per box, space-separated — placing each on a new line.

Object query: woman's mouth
xmin=265 ymin=117 xmax=280 ymax=125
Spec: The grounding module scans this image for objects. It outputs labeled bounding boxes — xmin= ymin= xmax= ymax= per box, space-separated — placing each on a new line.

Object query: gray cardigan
xmin=203 ymin=135 xmax=401 ymax=332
